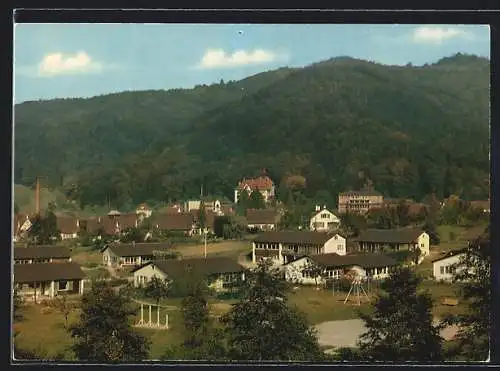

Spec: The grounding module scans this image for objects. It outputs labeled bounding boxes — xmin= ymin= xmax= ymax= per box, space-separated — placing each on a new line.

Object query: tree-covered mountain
xmin=13 ymin=53 xmax=490 ymax=210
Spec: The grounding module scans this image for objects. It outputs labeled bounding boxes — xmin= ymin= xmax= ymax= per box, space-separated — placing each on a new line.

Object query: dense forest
xmin=13 ymin=53 xmax=490 ymax=211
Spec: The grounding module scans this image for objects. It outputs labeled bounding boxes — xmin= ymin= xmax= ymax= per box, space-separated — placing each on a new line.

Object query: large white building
xmin=309 ymin=206 xmax=341 ymax=232
xmin=252 ymin=231 xmax=347 ymax=266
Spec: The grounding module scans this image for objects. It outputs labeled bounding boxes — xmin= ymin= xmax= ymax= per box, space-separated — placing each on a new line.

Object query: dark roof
xmin=308 ymin=253 xmax=398 ymax=269
xmin=133 ymin=256 xmax=245 ymax=278
xmin=56 ymin=216 xmax=79 ymax=234
xmin=14 ymin=262 xmax=85 ymax=283
xmin=339 ymin=189 xmax=382 ymax=197
xmin=152 ymin=213 xmax=194 ymax=231
xmin=356 ymin=228 xmax=425 ymax=243
xmin=103 ymin=243 xmax=173 ymax=257
xmin=254 ymin=231 xmax=340 ymax=245
xmin=118 ymin=213 xmax=139 ymax=229
xmin=246 ymin=208 xmax=280 ymax=225
xmin=431 ymin=248 xmax=468 ymax=263
xmin=14 ymin=246 xmax=71 ymax=260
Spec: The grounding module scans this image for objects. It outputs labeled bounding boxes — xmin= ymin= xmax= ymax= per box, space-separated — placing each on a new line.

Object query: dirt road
xmin=315 ymin=319 xmax=459 ymax=349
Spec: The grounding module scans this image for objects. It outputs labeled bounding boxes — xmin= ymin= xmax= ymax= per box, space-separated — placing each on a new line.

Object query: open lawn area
xmin=71 ymin=247 xmax=102 ymax=267
xmin=171 ymin=240 xmax=251 ymax=259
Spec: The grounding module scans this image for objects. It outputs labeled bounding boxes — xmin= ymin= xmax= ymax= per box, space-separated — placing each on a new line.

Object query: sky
xmin=13 ymin=24 xmax=490 ymax=103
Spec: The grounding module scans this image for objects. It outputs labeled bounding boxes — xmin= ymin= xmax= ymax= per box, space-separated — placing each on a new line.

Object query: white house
xmin=234 ymin=175 xmax=275 ymax=204
xmin=432 ymin=249 xmax=467 ymax=282
xmin=252 ymin=231 xmax=347 ymax=265
xmin=284 ymin=253 xmax=397 ymax=285
xmin=355 ymin=228 xmax=430 ymax=263
xmin=14 ymin=262 xmax=86 ymax=300
xmin=132 ymin=256 xmax=246 ymax=292
xmin=101 ymin=243 xmax=172 ymax=268
xmin=309 ymin=206 xmax=341 ymax=231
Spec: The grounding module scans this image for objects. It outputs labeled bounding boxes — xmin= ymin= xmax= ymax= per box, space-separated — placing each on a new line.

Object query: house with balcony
xmin=338 ymin=189 xmax=384 ymax=214
xmin=252 ymin=231 xmax=347 ymax=265
xmin=132 ymin=256 xmax=246 ymax=292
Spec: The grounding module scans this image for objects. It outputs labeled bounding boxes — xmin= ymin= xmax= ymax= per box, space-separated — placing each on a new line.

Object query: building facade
xmin=309 ymin=206 xmax=341 ymax=231
xmin=234 ymin=176 xmax=275 ymax=204
xmin=338 ymin=190 xmax=383 ymax=214
xmin=432 ymin=250 xmax=466 ymax=281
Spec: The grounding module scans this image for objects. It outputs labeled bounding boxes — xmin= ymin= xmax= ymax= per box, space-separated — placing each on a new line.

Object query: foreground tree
xmin=442 ymin=232 xmax=490 ymax=361
xmin=144 ymin=276 xmax=169 ymax=307
xmin=357 ymin=267 xmax=443 ymax=362
xmin=221 ymin=259 xmax=324 ymax=361
xmin=51 ymin=293 xmax=75 ymax=329
xmin=27 ymin=210 xmax=61 ymax=245
xmin=70 ymin=280 xmax=150 ymax=362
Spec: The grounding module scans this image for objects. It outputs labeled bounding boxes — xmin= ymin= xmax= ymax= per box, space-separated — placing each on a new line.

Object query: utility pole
xmin=204 ymin=228 xmax=207 ymax=259
xmin=35 ymin=176 xmax=40 ymax=215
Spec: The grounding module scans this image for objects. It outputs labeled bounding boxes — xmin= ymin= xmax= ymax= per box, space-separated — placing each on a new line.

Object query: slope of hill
xmin=13 ymin=53 xmax=490 ymax=209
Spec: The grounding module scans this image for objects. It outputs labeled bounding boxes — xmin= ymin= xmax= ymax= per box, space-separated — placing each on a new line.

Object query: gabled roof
xmin=14 ymin=262 xmax=85 ymax=283
xmin=103 ymin=242 xmax=173 ymax=257
xmin=254 ymin=231 xmax=342 ymax=245
xmin=152 ymin=213 xmax=194 ymax=231
xmin=14 ymin=246 xmax=71 ymax=260
xmin=237 ymin=176 xmax=274 ymax=191
xmin=339 ymin=189 xmax=382 ymax=197
xmin=309 ymin=253 xmax=398 ymax=269
xmin=310 ymin=208 xmax=339 ymax=219
xmin=108 ymin=210 xmax=121 ymax=216
xmin=133 ymin=256 xmax=245 ymax=278
xmin=356 ymin=228 xmax=425 ymax=243
xmin=431 ymin=248 xmax=467 ymax=263
xmin=246 ymin=208 xmax=280 ymax=225
xmin=56 ymin=216 xmax=79 ymax=234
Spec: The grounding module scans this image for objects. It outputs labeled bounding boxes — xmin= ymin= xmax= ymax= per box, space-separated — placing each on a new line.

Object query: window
xmin=440 ymin=266 xmax=445 ymax=275
xmin=58 ymin=280 xmax=69 ymax=290
xmin=421 ymin=244 xmax=425 ymax=248
xmin=321 ymin=213 xmax=330 ymax=219
xmin=337 ymin=244 xmax=343 ymax=251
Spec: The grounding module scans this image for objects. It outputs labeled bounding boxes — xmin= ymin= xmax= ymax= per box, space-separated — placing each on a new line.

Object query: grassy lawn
xmin=172 ymin=240 xmax=251 ymax=259
xmin=71 ymin=248 xmax=102 ymax=266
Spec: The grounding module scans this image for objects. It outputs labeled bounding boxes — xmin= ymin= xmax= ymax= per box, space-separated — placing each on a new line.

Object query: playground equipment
xmin=343 ymin=268 xmax=370 ymax=306
xmin=134 ymin=300 xmax=170 ymax=330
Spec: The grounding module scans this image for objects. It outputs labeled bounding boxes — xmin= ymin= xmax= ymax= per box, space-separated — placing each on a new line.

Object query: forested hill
xmin=14 ymin=53 xmax=490 ymax=210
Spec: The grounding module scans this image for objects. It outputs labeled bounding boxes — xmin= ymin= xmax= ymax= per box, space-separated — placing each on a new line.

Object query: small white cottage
xmin=432 ymin=249 xmax=467 ymax=282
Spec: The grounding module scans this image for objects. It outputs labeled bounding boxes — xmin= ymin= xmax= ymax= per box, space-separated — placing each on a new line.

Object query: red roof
xmin=237 ymin=176 xmax=274 ymax=191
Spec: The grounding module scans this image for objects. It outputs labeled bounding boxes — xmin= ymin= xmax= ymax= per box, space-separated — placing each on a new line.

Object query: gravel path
xmin=315 ymin=319 xmax=459 ymax=349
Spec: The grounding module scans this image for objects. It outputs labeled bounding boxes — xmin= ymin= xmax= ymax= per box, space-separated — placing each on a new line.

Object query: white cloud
xmin=37 ymin=51 xmax=103 ymax=76
xmin=411 ymin=27 xmax=473 ymax=44
xmin=195 ymin=48 xmax=287 ymax=69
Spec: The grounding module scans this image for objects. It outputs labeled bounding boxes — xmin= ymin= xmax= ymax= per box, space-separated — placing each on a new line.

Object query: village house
xmin=432 ymin=249 xmax=467 ymax=282
xmin=338 ymin=189 xmax=384 ymax=214
xmin=101 ymin=242 xmax=173 ymax=268
xmin=252 ymin=231 xmax=347 ymax=265
xmin=190 ymin=210 xmax=217 ymax=234
xmin=185 ymin=197 xmax=233 ymax=216
xmin=354 ymin=228 xmax=430 ymax=262
xmin=246 ymin=208 xmax=281 ymax=231
xmin=309 ymin=206 xmax=341 ymax=231
xmin=234 ymin=175 xmax=275 ymax=204
xmin=14 ymin=262 xmax=86 ymax=301
xmin=284 ymin=253 xmax=398 ymax=285
xmin=55 ymin=216 xmax=80 ymax=240
xmin=132 ymin=256 xmax=246 ymax=292
xmin=14 ymin=246 xmax=72 ymax=264
xmin=151 ymin=213 xmax=197 ymax=236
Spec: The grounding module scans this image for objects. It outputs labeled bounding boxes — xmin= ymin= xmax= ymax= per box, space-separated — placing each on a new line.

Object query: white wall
xmin=102 ymin=248 xmax=118 ymax=266
xmin=323 ymin=234 xmax=346 ymax=256
xmin=309 ymin=209 xmax=340 ymax=231
xmin=433 ymin=254 xmax=464 ymax=281
xmin=133 ymin=264 xmax=168 ymax=287
xmin=417 ymin=232 xmax=430 ymax=256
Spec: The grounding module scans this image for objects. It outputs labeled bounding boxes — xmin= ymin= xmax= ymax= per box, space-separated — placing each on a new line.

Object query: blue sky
xmin=13 ymin=24 xmax=490 ymax=103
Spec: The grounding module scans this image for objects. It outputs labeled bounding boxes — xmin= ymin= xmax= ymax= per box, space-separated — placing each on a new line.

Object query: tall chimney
xmin=35 ymin=177 xmax=40 ymax=215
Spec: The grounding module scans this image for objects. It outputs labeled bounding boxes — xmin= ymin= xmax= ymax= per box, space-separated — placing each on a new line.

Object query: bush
xmin=109 ymin=278 xmax=129 ymax=287
xmin=215 ymin=291 xmax=243 ymax=300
